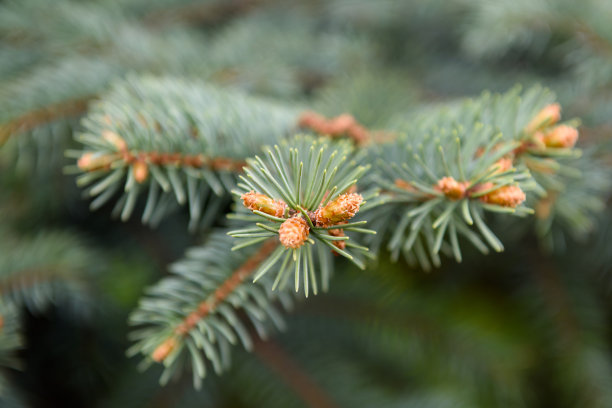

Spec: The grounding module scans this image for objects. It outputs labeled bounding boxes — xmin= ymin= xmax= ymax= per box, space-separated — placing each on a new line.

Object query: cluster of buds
xmin=429 ymin=176 xmax=526 ymax=208
xmin=524 ymin=103 xmax=579 ymax=149
xmin=298 ymin=111 xmax=370 ymax=145
xmin=241 ymin=190 xmax=364 ymax=250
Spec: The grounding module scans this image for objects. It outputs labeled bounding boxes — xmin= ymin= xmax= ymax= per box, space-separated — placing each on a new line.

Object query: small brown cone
xmin=241 ymin=191 xmax=287 ymax=218
xmin=133 ymin=161 xmax=149 ymax=183
xmin=77 ymin=152 xmax=115 ymax=171
xmin=480 ymin=185 xmax=526 ymax=208
xmin=152 ymin=337 xmax=178 ymax=363
xmin=436 ymin=177 xmax=468 ymax=200
xmin=102 ymin=130 xmax=127 ymax=151
xmin=279 ymin=216 xmax=309 ymax=249
xmin=525 ymin=103 xmax=562 ymax=134
xmin=314 ymin=193 xmax=363 ymax=227
xmin=539 ymin=125 xmax=579 ymax=148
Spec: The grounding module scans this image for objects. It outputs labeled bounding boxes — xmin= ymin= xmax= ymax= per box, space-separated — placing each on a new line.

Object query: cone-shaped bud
xmin=314 ymin=193 xmax=363 ymax=227
xmin=77 ymin=152 xmax=115 ymax=171
xmin=102 ymin=130 xmax=127 ymax=151
xmin=480 ymin=185 xmax=526 ymax=208
xmin=436 ymin=177 xmax=468 ymax=200
xmin=152 ymin=337 xmax=178 ymax=362
xmin=394 ymin=179 xmax=416 ymax=192
xmin=279 ymin=216 xmax=309 ymax=249
xmin=539 ymin=125 xmax=579 ymax=148
xmin=241 ymin=191 xmax=286 ymax=218
xmin=133 ymin=161 xmax=149 ymax=183
xmin=491 ymin=157 xmax=513 ymax=174
xmin=525 ymin=103 xmax=561 ymax=134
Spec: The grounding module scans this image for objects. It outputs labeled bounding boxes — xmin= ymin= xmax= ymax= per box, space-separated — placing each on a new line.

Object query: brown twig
xmin=253 ymin=337 xmax=339 ymax=408
xmin=0 ymin=97 xmax=94 ymax=146
xmin=144 ymin=0 xmax=266 ymax=27
xmin=152 ymin=239 xmax=278 ymax=361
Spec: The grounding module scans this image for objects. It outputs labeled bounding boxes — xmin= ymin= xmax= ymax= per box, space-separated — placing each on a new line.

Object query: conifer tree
xmin=1 ymin=1 xmax=611 ymax=407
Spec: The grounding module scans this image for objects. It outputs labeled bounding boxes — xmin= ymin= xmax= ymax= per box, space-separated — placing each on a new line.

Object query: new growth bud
xmin=525 ymin=103 xmax=561 ymax=135
xmin=480 ymin=185 xmax=526 ymax=208
xmin=279 ymin=216 xmax=309 ymax=249
xmin=436 ymin=177 xmax=468 ymax=200
xmin=241 ymin=191 xmax=287 ymax=218
xmin=133 ymin=160 xmax=149 ymax=183
xmin=538 ymin=125 xmax=579 ymax=148
xmin=102 ymin=130 xmax=127 ymax=151
xmin=77 ymin=152 xmax=115 ymax=171
xmin=314 ymin=193 xmax=363 ymax=227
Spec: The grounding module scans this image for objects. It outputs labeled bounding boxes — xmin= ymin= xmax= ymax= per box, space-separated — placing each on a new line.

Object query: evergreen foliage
xmin=1 ymin=0 xmax=611 ymax=407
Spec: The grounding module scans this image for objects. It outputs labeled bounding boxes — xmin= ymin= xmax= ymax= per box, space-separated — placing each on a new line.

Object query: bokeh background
xmin=1 ymin=0 xmax=612 ymax=407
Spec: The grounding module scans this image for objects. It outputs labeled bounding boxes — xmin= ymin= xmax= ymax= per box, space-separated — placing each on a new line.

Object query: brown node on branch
xmin=297 ymin=111 xmax=370 ymax=145
xmin=133 ymin=160 xmax=149 ymax=183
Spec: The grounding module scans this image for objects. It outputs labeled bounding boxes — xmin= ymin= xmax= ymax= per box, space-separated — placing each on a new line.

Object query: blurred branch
xmin=253 ymin=337 xmax=339 ymax=408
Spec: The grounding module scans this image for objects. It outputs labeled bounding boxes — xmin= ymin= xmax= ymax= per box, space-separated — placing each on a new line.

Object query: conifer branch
xmin=129 ymin=233 xmax=294 ymax=388
xmin=0 ymin=96 xmax=93 ymax=146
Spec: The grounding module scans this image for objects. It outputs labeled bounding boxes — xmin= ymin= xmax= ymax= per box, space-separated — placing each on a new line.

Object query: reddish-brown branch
xmin=144 ymin=0 xmax=266 ymax=27
xmin=0 ymin=97 xmax=94 ymax=146
xmin=78 ymin=130 xmax=247 ymax=176
xmin=174 ymin=239 xmax=278 ymax=336
xmin=152 ymin=239 xmax=278 ymax=362
xmin=253 ymin=337 xmax=339 ymax=408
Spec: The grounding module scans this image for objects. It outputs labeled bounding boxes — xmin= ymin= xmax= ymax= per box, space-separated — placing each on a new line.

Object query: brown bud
xmin=394 ymin=179 xmax=416 ymax=192
xmin=102 ymin=130 xmax=127 ymax=151
xmin=436 ymin=177 xmax=468 ymax=200
xmin=539 ymin=125 xmax=579 ymax=148
xmin=241 ymin=191 xmax=287 ymax=218
xmin=77 ymin=152 xmax=115 ymax=171
xmin=480 ymin=185 xmax=526 ymax=208
xmin=279 ymin=216 xmax=309 ymax=249
xmin=133 ymin=161 xmax=149 ymax=183
xmin=314 ymin=193 xmax=363 ymax=227
xmin=152 ymin=337 xmax=178 ymax=363
xmin=490 ymin=157 xmax=513 ymax=174
xmin=525 ymin=103 xmax=562 ymax=134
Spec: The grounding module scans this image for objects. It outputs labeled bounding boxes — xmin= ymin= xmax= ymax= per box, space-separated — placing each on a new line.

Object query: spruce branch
xmin=129 ymin=233 xmax=293 ymax=388
xmin=0 ymin=229 xmax=98 ymax=318
xmin=72 ymin=75 xmax=299 ymax=230
xmin=228 ymin=136 xmax=375 ymax=295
